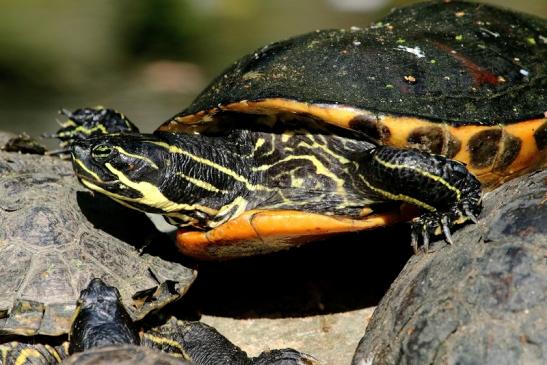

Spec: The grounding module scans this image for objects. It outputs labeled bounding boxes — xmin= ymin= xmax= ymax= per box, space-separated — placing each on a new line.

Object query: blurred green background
xmin=0 ymin=0 xmax=545 ymax=142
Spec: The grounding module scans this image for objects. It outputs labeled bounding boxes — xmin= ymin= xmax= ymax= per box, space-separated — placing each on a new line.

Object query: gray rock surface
xmin=202 ymin=308 xmax=374 ymax=365
xmin=353 ymin=170 xmax=547 ymax=365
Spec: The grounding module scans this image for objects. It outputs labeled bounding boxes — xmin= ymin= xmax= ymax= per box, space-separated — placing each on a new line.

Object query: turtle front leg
xmin=357 ymin=146 xmax=482 ymax=251
xmin=142 ymin=318 xmax=318 ymax=365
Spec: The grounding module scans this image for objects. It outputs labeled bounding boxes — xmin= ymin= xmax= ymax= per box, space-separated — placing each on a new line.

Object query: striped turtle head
xmin=71 ymin=133 xmax=179 ymax=214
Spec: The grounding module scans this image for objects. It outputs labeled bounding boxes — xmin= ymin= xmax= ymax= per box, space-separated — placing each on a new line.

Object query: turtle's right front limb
xmin=357 ymin=146 xmax=482 ymax=251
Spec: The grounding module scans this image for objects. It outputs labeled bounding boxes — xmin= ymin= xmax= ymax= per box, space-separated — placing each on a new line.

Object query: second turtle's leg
xmin=357 ymin=146 xmax=482 ymax=251
xmin=142 ymin=318 xmax=318 ymax=365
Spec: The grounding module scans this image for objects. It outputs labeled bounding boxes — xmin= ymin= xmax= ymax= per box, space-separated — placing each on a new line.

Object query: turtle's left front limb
xmin=142 ymin=318 xmax=318 ymax=365
xmin=357 ymin=146 xmax=482 ymax=251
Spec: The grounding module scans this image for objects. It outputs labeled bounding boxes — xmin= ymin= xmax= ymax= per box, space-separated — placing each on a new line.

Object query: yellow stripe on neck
xmin=73 ymin=157 xmax=103 ymax=182
xmin=113 ymin=146 xmax=159 ymax=169
xmin=148 ymin=140 xmax=274 ymax=192
xmin=176 ymin=172 xmax=226 ymax=193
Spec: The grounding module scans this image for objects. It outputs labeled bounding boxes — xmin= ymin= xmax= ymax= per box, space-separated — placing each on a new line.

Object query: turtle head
xmin=53 ymin=107 xmax=139 ymax=145
xmin=69 ymin=278 xmax=139 ymax=354
xmin=70 ymin=133 xmax=182 ymax=215
xmin=75 ymin=278 xmax=123 ymax=318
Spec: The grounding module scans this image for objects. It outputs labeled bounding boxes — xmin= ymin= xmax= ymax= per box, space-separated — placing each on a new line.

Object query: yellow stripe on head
xmin=80 ymin=165 xmax=218 ymax=216
xmin=113 ymin=146 xmax=159 ymax=169
xmin=73 ymin=157 xmax=103 ymax=182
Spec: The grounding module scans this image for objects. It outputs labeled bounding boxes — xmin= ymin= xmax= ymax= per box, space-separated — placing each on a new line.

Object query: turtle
xmin=0 ymin=141 xmax=315 ymax=364
xmin=55 ymin=0 xmax=546 ymax=260
xmin=1 ymin=278 xmax=317 ymax=365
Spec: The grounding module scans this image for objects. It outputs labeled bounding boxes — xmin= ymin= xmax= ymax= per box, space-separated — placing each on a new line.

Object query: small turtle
xmin=56 ymin=1 xmax=545 ymax=259
xmin=1 ymin=278 xmax=317 ymax=365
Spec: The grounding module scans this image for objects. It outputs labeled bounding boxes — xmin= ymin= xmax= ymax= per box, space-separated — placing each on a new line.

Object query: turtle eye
xmin=91 ymin=144 xmax=115 ymax=161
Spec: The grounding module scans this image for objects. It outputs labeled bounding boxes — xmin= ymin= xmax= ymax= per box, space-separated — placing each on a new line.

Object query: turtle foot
xmin=410 ymin=198 xmax=482 ymax=253
xmin=49 ymin=107 xmax=139 ymax=146
xmin=252 ymin=348 xmax=319 ymax=365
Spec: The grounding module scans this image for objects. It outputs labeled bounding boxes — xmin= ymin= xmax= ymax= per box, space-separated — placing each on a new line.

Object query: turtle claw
xmin=59 ymin=108 xmax=73 ymax=118
xmin=409 ymin=218 xmax=431 ymax=253
xmin=463 ymin=206 xmax=479 ymax=224
xmin=441 ymin=215 xmax=453 ymax=245
xmin=410 ymin=197 xmax=481 ymax=252
xmin=410 ymin=210 xmax=459 ymax=251
xmin=410 ymin=228 xmax=419 ymax=253
xmin=422 ymin=226 xmax=430 ymax=251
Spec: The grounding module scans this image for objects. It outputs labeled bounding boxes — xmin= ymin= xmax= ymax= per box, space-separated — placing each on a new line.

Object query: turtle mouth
xmin=76 ymin=174 xmax=119 ymax=188
xmin=72 ymin=157 xmax=119 ymax=186
xmin=76 ymin=173 xmax=142 ymax=197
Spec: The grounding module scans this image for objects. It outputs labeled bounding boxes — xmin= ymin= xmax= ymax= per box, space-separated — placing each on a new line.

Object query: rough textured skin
xmin=0 ymin=149 xmax=196 ymax=337
xmin=352 ymin=170 xmax=547 ymax=365
xmin=179 ymin=1 xmax=546 ymax=125
xmin=62 ymin=345 xmax=192 ymax=365
xmin=143 ymin=320 xmax=251 ymax=364
xmin=143 ymin=319 xmax=318 ymax=365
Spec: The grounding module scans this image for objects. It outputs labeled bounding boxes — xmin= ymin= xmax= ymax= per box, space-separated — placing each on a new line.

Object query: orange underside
xmin=166 ymin=98 xmax=546 ymax=258
xmin=176 ymin=208 xmax=413 ymax=260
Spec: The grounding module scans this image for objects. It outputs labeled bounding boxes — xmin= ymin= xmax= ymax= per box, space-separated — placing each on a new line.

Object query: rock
xmin=353 ymin=170 xmax=547 ymax=365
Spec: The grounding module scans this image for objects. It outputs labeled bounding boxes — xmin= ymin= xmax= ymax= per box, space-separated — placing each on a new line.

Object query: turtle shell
xmin=159 ymin=1 xmax=546 ymax=188
xmin=0 ymin=147 xmax=196 ymax=337
xmin=61 ymin=345 xmax=192 ymax=365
